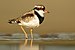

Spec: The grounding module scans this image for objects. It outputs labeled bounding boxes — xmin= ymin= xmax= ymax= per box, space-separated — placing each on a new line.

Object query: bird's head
xmin=33 ymin=5 xmax=49 ymax=17
xmin=33 ymin=5 xmax=49 ymax=14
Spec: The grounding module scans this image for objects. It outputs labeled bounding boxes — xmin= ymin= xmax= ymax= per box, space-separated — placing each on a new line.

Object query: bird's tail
xmin=8 ymin=18 xmax=20 ymax=24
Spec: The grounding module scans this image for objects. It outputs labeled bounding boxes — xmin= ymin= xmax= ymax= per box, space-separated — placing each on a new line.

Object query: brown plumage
xmin=8 ymin=10 xmax=35 ymax=24
xmin=21 ymin=11 xmax=34 ymax=23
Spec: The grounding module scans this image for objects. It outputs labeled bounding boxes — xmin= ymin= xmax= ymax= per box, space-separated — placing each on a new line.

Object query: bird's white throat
xmin=35 ymin=10 xmax=44 ymax=17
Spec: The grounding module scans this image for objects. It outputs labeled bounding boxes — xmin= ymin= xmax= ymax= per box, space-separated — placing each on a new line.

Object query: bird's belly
xmin=19 ymin=18 xmax=39 ymax=28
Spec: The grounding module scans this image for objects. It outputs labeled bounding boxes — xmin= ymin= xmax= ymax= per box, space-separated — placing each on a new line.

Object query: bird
xmin=8 ymin=5 xmax=49 ymax=39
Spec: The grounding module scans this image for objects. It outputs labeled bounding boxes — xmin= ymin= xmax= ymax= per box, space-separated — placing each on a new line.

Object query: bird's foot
xmin=26 ymin=37 xmax=28 ymax=39
xmin=25 ymin=36 xmax=28 ymax=39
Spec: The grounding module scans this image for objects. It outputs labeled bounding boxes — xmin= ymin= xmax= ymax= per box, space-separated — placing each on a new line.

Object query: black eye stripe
xmin=34 ymin=7 xmax=45 ymax=11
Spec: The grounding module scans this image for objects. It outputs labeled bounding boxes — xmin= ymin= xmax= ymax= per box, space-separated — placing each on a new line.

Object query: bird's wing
xmin=16 ymin=10 xmax=34 ymax=23
xmin=21 ymin=10 xmax=34 ymax=23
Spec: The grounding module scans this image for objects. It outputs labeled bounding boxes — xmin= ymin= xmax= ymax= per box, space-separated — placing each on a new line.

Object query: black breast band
xmin=34 ymin=11 xmax=44 ymax=24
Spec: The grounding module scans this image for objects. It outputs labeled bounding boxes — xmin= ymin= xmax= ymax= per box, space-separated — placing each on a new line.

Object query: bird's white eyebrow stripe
xmin=35 ymin=6 xmax=42 ymax=8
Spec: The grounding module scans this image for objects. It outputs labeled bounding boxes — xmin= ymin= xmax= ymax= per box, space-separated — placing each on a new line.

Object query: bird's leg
xmin=21 ymin=26 xmax=28 ymax=39
xmin=30 ymin=28 xmax=33 ymax=39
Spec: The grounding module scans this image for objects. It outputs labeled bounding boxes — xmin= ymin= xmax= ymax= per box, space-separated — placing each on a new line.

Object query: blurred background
xmin=0 ymin=0 xmax=75 ymax=34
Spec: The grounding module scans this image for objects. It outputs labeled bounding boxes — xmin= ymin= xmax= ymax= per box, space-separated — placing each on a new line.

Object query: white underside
xmin=18 ymin=15 xmax=39 ymax=28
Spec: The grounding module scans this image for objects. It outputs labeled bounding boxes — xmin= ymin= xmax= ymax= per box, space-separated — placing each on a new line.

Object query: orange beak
xmin=44 ymin=10 xmax=49 ymax=13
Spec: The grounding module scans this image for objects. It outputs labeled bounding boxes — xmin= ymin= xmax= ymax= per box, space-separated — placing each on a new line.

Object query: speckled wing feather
xmin=20 ymin=10 xmax=34 ymax=23
xmin=8 ymin=10 xmax=34 ymax=24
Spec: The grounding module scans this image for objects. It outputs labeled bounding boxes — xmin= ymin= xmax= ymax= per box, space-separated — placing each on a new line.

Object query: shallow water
xmin=0 ymin=33 xmax=75 ymax=50
xmin=0 ymin=39 xmax=75 ymax=50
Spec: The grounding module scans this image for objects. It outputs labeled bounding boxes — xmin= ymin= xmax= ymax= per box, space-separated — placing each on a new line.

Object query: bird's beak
xmin=44 ymin=10 xmax=49 ymax=13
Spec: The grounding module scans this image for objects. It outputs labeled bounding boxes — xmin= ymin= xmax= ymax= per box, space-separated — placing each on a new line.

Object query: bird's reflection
xmin=19 ymin=39 xmax=37 ymax=50
xmin=24 ymin=39 xmax=33 ymax=47
xmin=30 ymin=39 xmax=33 ymax=47
xmin=24 ymin=39 xmax=28 ymax=46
